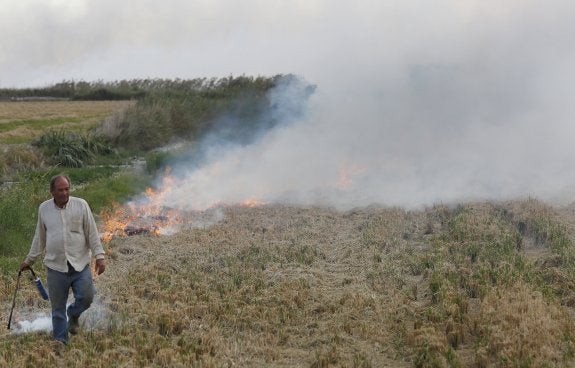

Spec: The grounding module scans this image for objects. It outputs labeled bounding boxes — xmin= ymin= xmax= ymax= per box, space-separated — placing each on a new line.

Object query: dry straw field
xmin=2 ymin=200 xmax=575 ymax=367
xmin=0 ymin=100 xmax=134 ymax=144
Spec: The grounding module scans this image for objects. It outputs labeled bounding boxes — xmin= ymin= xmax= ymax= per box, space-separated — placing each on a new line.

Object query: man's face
xmin=51 ymin=177 xmax=70 ymax=207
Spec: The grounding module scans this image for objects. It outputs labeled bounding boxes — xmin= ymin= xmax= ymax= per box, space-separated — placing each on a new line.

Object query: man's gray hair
xmin=50 ymin=175 xmax=71 ymax=192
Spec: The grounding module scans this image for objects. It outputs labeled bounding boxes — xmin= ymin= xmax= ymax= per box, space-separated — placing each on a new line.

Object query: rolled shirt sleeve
xmin=24 ymin=208 xmax=47 ymax=266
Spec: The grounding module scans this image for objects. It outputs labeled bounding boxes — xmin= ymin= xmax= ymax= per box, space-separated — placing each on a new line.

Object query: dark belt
xmin=67 ymin=261 xmax=77 ymax=274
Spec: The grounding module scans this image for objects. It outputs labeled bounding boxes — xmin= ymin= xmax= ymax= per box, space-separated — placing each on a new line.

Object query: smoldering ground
xmin=9 ymin=297 xmax=109 ymax=335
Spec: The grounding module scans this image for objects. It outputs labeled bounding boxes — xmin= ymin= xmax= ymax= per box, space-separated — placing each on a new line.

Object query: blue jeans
xmin=47 ymin=264 xmax=95 ymax=343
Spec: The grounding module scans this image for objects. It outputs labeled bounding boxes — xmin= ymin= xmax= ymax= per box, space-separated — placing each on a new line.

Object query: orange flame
xmin=336 ymin=162 xmax=367 ymax=190
xmin=241 ymin=198 xmax=267 ymax=208
xmin=99 ymin=171 xmax=266 ymax=243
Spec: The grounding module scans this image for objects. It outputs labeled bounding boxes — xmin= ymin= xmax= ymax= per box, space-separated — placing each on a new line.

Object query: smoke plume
xmin=13 ymin=315 xmax=52 ymax=334
xmin=3 ymin=1 xmax=575 ymax=208
xmin=160 ymin=59 xmax=575 ymax=210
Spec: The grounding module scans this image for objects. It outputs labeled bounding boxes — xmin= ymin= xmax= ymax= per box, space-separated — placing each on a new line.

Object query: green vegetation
xmin=103 ymin=74 xmax=312 ymax=151
xmin=63 ymin=166 xmax=122 ymax=184
xmin=32 ymin=130 xmax=115 ymax=168
xmin=73 ymin=172 xmax=151 ymax=213
xmin=0 ymin=76 xmax=303 ymax=103
xmin=0 ymin=176 xmax=45 ymax=257
xmin=0 ymin=80 xmax=147 ymax=100
xmin=0 ymin=117 xmax=85 ymax=133
xmin=144 ymin=150 xmax=178 ymax=174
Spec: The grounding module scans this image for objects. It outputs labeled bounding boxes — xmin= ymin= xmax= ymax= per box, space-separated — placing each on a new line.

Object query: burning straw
xmin=99 ymin=173 xmax=264 ymax=243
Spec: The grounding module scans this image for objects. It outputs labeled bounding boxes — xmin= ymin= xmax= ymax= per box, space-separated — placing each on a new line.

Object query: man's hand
xmin=95 ymin=259 xmax=106 ymax=275
xmin=19 ymin=262 xmax=30 ymax=272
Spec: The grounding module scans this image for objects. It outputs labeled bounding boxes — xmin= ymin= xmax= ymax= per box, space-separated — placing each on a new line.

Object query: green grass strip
xmin=0 ymin=117 xmax=86 ymax=132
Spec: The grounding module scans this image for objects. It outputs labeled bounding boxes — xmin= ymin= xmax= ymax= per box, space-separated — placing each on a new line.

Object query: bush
xmin=33 ymin=130 xmax=114 ymax=168
xmin=103 ymin=75 xmax=315 ymax=151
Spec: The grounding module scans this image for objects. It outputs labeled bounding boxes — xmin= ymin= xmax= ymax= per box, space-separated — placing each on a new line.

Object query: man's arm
xmin=21 ymin=208 xmax=46 ymax=271
xmin=83 ymin=200 xmax=106 ymax=275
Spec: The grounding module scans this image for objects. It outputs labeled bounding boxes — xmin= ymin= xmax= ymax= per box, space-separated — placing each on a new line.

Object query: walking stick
xmin=7 ymin=270 xmax=22 ymax=330
xmin=7 ymin=266 xmax=49 ymax=330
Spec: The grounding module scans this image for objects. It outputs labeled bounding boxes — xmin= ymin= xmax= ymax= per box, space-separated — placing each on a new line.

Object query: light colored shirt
xmin=25 ymin=196 xmax=105 ymax=273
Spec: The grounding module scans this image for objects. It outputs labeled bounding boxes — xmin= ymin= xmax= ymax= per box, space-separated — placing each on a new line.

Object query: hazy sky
xmin=3 ymin=0 xmax=575 ymax=208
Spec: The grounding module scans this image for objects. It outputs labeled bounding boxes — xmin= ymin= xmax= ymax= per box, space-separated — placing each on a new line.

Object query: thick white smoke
xmin=3 ymin=1 xmax=575 ymax=208
xmin=159 ymin=69 xmax=575 ymax=210
xmin=11 ymin=298 xmax=108 ymax=335
xmin=13 ymin=315 xmax=52 ymax=334
xmin=161 ymin=46 xmax=575 ymax=210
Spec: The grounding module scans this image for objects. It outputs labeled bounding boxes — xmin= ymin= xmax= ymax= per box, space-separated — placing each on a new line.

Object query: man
xmin=20 ymin=175 xmax=106 ymax=344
